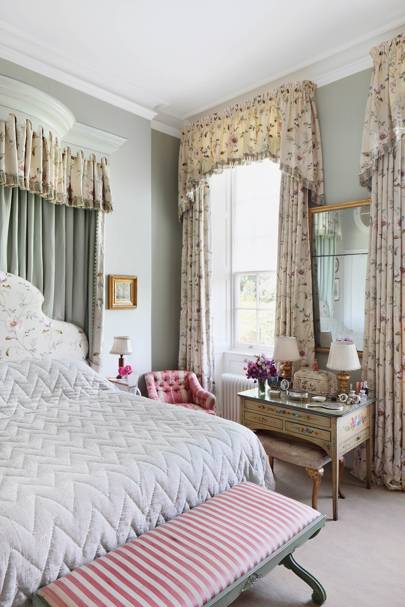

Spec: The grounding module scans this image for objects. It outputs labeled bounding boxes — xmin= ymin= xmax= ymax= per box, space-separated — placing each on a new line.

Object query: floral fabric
xmin=275 ymin=174 xmax=315 ymax=366
xmin=179 ymin=81 xmax=324 ymax=218
xmin=179 ymin=81 xmax=324 ymax=384
xmin=358 ymin=33 xmax=405 ymax=490
xmin=360 ymin=135 xmax=405 ymax=490
xmin=0 ymin=114 xmax=112 ymax=213
xmin=360 ymin=34 xmax=405 ymax=188
xmin=178 ymin=182 xmax=213 ymax=389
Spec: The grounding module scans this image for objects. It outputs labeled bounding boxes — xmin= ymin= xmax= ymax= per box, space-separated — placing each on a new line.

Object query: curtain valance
xmin=179 ymin=80 xmax=324 ymax=217
xmin=360 ymin=33 xmax=405 ymax=187
xmin=0 ymin=114 xmax=112 ymax=212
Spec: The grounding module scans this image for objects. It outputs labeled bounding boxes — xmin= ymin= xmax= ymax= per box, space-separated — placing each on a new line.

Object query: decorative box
xmin=293 ymin=368 xmax=338 ymax=396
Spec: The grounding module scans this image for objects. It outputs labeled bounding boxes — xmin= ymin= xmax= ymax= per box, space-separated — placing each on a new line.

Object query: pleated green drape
xmin=0 ymin=184 xmax=101 ymax=365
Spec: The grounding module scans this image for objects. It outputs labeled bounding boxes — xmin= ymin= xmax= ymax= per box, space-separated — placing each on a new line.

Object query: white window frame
xmin=232 ymin=270 xmax=276 ymax=352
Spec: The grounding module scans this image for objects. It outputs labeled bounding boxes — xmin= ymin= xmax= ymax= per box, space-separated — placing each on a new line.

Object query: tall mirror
xmin=310 ymin=200 xmax=370 ymax=352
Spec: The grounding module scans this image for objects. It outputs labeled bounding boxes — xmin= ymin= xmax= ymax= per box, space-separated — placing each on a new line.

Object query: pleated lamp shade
xmin=110 ymin=336 xmax=132 ymax=355
xmin=273 ymin=336 xmax=300 ymax=361
xmin=327 ymin=341 xmax=360 ymax=371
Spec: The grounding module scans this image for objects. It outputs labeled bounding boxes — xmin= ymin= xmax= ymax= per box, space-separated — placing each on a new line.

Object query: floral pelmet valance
xmin=360 ymin=33 xmax=405 ymax=187
xmin=179 ymin=80 xmax=324 ymax=217
xmin=0 ymin=114 xmax=112 ymax=212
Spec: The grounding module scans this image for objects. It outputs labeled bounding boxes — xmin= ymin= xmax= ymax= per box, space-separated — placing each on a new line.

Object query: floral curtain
xmin=0 ymin=114 xmax=112 ymax=213
xmin=275 ymin=175 xmax=315 ymax=365
xmin=358 ymin=34 xmax=405 ymax=490
xmin=178 ymin=81 xmax=324 ymax=381
xmin=178 ymin=182 xmax=213 ymax=389
xmin=179 ymin=81 xmax=324 ymax=218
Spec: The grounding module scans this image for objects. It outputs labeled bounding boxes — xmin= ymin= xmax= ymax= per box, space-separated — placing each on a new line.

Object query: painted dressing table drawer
xmin=337 ymin=407 xmax=371 ymax=454
xmin=244 ymin=411 xmax=283 ymax=431
xmin=339 ymin=427 xmax=370 ymax=456
xmin=244 ymin=400 xmax=331 ymax=429
xmin=284 ymin=420 xmax=331 ymax=443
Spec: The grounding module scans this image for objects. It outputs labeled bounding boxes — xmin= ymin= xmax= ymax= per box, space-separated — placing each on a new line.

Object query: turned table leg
xmin=331 ymin=455 xmax=339 ymax=521
xmin=306 ymin=467 xmax=324 ymax=510
xmin=338 ymin=457 xmax=346 ymax=499
xmin=366 ymin=437 xmax=372 ymax=489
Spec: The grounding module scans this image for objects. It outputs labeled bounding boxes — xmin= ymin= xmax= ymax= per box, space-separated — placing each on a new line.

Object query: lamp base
xmin=279 ymin=361 xmax=293 ymax=382
xmin=337 ymin=371 xmax=350 ymax=395
xmin=117 ymin=355 xmax=125 ymax=378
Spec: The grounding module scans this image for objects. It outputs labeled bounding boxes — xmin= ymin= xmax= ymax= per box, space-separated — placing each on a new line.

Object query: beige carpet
xmin=234 ymin=461 xmax=405 ymax=607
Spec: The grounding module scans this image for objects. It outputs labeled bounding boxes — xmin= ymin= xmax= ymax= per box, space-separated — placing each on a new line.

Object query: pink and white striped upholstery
xmin=36 ymin=482 xmax=320 ymax=607
xmin=144 ymin=370 xmax=216 ymax=414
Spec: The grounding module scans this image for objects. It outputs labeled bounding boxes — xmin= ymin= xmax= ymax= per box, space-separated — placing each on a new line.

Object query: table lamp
xmin=110 ymin=336 xmax=132 ymax=377
xmin=273 ymin=336 xmax=301 ymax=381
xmin=327 ymin=339 xmax=360 ymax=394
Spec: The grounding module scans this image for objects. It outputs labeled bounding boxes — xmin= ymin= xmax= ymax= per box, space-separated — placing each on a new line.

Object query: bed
xmin=0 ymin=273 xmax=274 ymax=607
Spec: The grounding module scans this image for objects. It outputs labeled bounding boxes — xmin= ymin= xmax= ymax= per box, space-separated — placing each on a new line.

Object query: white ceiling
xmin=0 ymin=0 xmax=405 ymax=132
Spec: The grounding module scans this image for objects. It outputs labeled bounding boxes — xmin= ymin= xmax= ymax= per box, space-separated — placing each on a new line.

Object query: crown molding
xmin=63 ymin=122 xmax=127 ymax=157
xmin=0 ymin=20 xmax=157 ymax=122
xmin=151 ymin=119 xmax=180 ymax=139
xmin=315 ymin=56 xmax=372 ymax=88
xmin=185 ymin=20 xmax=405 ymax=121
xmin=0 ymin=73 xmax=75 ymax=137
xmin=0 ymin=74 xmax=127 ymax=157
xmin=0 ymin=16 xmax=404 ymax=130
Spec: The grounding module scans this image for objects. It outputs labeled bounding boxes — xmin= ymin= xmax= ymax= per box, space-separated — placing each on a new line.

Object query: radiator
xmin=220 ymin=373 xmax=255 ymax=421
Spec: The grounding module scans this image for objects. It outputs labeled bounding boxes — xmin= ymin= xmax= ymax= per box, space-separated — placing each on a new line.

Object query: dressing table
xmin=239 ymin=388 xmax=374 ymax=520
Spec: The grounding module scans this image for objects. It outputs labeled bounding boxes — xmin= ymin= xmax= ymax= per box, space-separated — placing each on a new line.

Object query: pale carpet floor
xmin=234 ymin=461 xmax=405 ymax=607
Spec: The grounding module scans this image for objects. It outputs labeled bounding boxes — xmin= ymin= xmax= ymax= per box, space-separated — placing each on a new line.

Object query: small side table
xmin=107 ymin=377 xmax=141 ymax=396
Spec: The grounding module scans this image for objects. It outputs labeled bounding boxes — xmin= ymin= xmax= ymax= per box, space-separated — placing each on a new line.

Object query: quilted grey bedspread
xmin=0 ymin=359 xmax=273 ymax=607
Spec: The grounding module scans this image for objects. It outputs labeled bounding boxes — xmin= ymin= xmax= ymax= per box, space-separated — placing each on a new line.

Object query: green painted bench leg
xmin=280 ymin=553 xmax=327 ymax=605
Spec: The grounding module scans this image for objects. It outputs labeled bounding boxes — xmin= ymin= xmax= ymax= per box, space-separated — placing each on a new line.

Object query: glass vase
xmin=258 ymin=379 xmax=266 ymax=395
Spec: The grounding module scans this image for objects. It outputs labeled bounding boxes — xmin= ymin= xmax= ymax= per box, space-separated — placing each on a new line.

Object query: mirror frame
xmin=309 ymin=198 xmax=371 ymax=355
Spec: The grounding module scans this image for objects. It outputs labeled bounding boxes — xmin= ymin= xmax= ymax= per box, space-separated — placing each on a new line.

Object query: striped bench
xmin=34 ymin=483 xmax=326 ymax=607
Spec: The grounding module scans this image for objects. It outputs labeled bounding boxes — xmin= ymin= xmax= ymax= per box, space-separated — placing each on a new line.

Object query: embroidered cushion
xmin=293 ymin=368 xmax=338 ymax=396
xmin=36 ymin=482 xmax=320 ymax=607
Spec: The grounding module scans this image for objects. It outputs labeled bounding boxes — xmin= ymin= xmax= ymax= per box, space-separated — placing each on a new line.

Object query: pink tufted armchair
xmin=144 ymin=370 xmax=216 ymax=414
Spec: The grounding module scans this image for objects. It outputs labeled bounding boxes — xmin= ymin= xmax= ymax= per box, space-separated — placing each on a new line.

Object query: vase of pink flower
xmin=245 ymin=354 xmax=278 ymax=395
xmin=118 ymin=364 xmax=133 ymax=381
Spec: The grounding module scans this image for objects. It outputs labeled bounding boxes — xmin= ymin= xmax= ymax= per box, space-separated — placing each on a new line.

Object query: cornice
xmin=151 ymin=120 xmax=181 ymax=139
xmin=0 ymin=19 xmax=157 ymax=122
xmin=0 ymin=73 xmax=74 ymax=137
xmin=184 ymin=21 xmax=405 ymax=122
xmin=63 ymin=122 xmax=127 ymax=157
xmin=0 ymin=74 xmax=127 ymax=157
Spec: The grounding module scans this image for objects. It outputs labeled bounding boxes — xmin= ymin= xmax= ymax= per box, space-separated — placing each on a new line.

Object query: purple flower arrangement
xmin=245 ymin=354 xmax=278 ymax=387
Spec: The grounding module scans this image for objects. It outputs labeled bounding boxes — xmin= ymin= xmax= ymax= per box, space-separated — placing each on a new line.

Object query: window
xmin=211 ymin=159 xmax=281 ymax=353
xmin=234 ymin=271 xmax=277 ymax=348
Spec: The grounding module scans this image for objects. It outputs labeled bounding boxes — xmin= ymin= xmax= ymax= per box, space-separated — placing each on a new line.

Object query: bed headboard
xmin=0 ymin=272 xmax=88 ymax=361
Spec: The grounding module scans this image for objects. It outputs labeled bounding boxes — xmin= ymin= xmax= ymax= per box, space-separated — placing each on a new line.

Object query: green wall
xmin=151 ymin=129 xmax=181 ymax=370
xmin=316 ymin=69 xmax=371 ymax=205
xmin=315 ymin=69 xmax=371 ymax=371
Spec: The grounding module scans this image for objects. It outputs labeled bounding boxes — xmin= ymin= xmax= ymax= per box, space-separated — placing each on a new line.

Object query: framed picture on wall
xmin=108 ymin=275 xmax=137 ymax=309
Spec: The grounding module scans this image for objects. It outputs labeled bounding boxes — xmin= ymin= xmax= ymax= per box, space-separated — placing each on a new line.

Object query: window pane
xmin=238 ymin=274 xmax=257 ymax=308
xmin=258 ymin=272 xmax=276 ymax=308
xmin=237 ymin=309 xmax=257 ymax=345
xmin=233 ymin=160 xmax=281 ymax=273
xmin=258 ymin=307 xmax=276 ymax=347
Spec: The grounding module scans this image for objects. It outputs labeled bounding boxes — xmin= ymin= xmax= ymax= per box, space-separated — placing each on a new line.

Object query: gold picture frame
xmin=107 ymin=275 xmax=137 ymax=309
